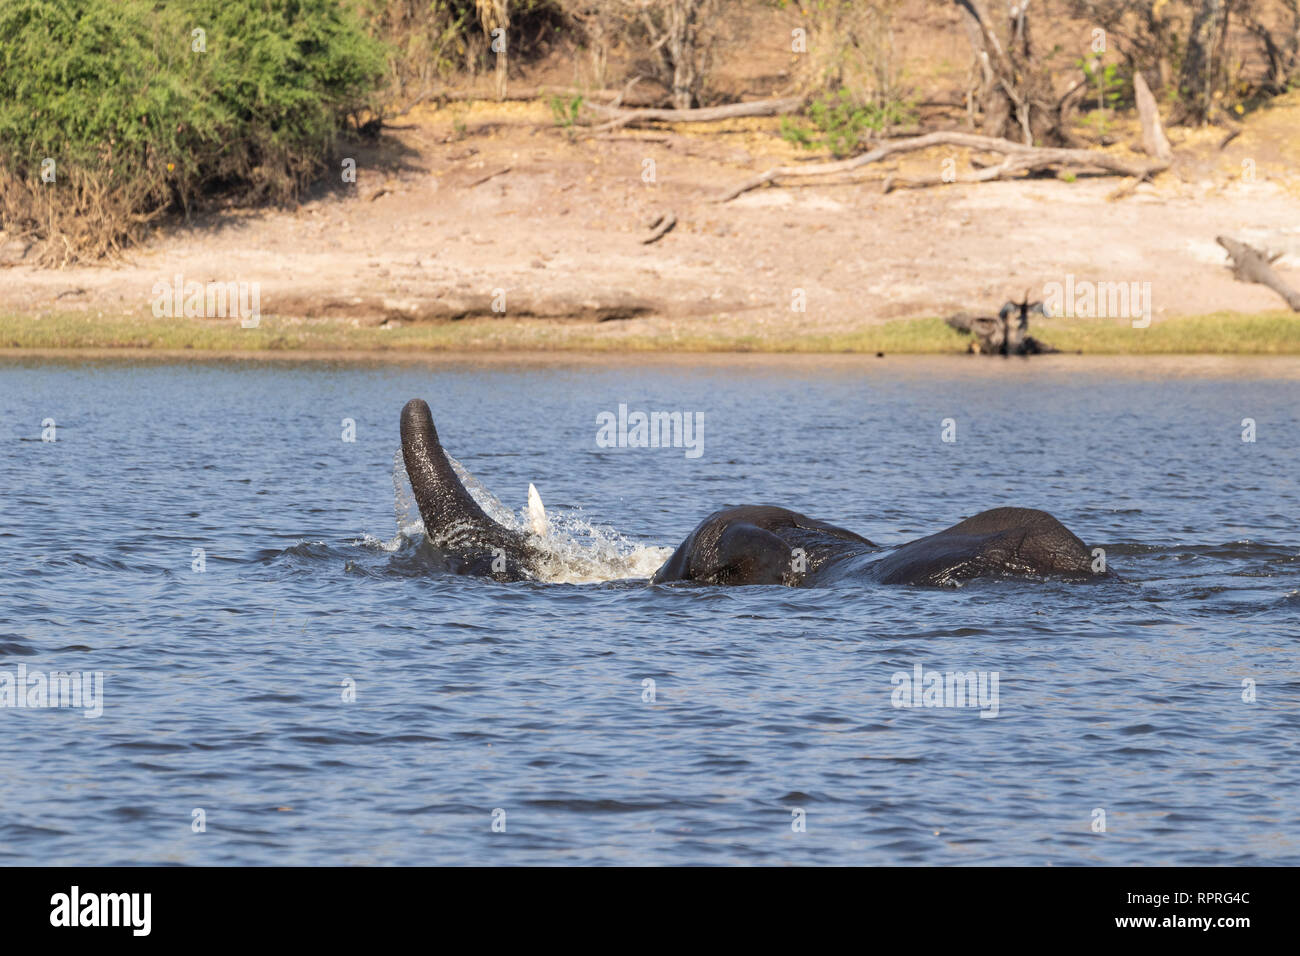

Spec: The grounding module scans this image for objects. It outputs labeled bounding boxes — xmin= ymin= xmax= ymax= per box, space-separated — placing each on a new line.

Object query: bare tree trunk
xmin=665 ymin=3 xmax=698 ymax=110
xmin=588 ymin=15 xmax=609 ymax=88
xmin=1244 ymin=0 xmax=1300 ymax=93
xmin=565 ymin=3 xmax=623 ymax=88
xmin=631 ymin=0 xmax=717 ymax=109
xmin=477 ymin=0 xmax=510 ymax=100
xmin=1177 ymin=0 xmax=1232 ymax=125
xmin=1287 ymin=0 xmax=1300 ymax=77
xmin=951 ymin=0 xmax=1070 ymax=145
xmin=1134 ymin=71 xmax=1173 ymax=162
xmin=954 ymin=0 xmax=1018 ymax=139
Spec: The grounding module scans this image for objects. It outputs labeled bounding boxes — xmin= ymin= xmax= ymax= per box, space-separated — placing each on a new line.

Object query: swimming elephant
xmin=400 ymin=398 xmax=1109 ymax=586
xmin=650 ymin=505 xmax=1106 ymax=587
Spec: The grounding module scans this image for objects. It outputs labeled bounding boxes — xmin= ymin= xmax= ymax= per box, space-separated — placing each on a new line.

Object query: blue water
xmin=2 ymin=355 xmax=1298 ymax=865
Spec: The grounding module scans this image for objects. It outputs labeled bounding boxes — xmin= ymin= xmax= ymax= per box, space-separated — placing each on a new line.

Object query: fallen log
xmin=466 ymin=165 xmax=512 ymax=189
xmin=373 ymin=83 xmax=657 ymax=129
xmin=717 ymin=131 xmax=1169 ymax=202
xmin=425 ymin=85 xmax=637 ymax=105
xmin=1216 ymin=235 xmax=1300 ymax=311
xmin=584 ymin=96 xmax=806 ymax=132
xmin=641 ymin=210 xmax=677 ymax=245
xmin=1105 ymin=170 xmax=1157 ymax=202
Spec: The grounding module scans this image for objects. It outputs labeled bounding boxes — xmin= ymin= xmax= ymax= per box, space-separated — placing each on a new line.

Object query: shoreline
xmin=7 ymin=347 xmax=1300 ymax=378
xmin=3 ymin=310 xmax=1299 ymax=358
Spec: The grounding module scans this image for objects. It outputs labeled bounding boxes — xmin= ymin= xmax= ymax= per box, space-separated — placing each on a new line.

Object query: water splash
xmin=520 ymin=506 xmax=672 ymax=584
xmin=386 ymin=448 xmax=670 ymax=584
xmin=392 ymin=448 xmax=421 ymax=537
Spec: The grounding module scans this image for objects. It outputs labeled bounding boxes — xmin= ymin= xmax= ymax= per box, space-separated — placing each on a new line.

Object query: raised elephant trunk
xmin=400 ymin=398 xmax=535 ymax=577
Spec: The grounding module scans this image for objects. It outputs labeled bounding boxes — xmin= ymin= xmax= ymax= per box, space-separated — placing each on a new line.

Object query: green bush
xmin=548 ymin=93 xmax=584 ymax=127
xmin=0 ymin=0 xmax=386 ymax=264
xmin=780 ymin=89 xmax=915 ymax=158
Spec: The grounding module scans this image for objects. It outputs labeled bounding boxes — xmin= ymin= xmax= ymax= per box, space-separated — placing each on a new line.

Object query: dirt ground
xmin=4 ymin=3 xmax=1300 ymax=339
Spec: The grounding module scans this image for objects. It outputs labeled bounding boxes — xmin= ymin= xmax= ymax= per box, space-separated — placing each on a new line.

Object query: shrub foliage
xmin=0 ymin=0 xmax=385 ymax=264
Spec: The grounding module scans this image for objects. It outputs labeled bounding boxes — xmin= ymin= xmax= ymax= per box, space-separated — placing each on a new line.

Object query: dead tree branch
xmin=467 ymin=166 xmax=512 ymax=188
xmin=641 ymin=210 xmax=677 ymax=244
xmin=583 ymin=95 xmax=806 ymax=131
xmin=717 ymin=131 xmax=1168 ymax=202
xmin=1216 ymin=235 xmax=1300 ymax=311
xmin=1133 ymin=71 xmax=1173 ymax=162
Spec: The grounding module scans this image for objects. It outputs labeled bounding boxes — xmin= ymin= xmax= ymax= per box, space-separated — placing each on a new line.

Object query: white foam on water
xmin=386 ymin=448 xmax=670 ymax=584
xmin=519 ymin=506 xmax=672 ymax=585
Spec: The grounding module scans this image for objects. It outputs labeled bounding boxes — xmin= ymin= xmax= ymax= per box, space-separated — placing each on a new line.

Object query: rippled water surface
xmin=2 ymin=354 xmax=1298 ymax=865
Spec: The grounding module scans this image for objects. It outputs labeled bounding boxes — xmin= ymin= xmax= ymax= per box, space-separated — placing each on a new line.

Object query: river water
xmin=2 ymin=354 xmax=1297 ymax=865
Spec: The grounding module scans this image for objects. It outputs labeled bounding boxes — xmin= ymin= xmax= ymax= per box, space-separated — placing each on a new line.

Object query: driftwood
xmin=718 ymin=131 xmax=1169 ymax=202
xmin=466 ymin=165 xmax=512 ymax=189
xmin=946 ymin=295 xmax=1059 ymax=356
xmin=584 ymin=96 xmax=806 ymax=132
xmin=641 ymin=210 xmax=677 ymax=245
xmin=1216 ymin=235 xmax=1300 ymax=311
xmin=1105 ymin=171 xmax=1157 ymax=202
xmin=421 ymin=84 xmax=652 ymax=105
xmin=362 ymin=83 xmax=658 ymax=135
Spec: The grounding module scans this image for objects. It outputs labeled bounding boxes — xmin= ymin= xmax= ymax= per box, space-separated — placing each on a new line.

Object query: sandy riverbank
xmin=4 ymin=92 xmax=1300 ymax=351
